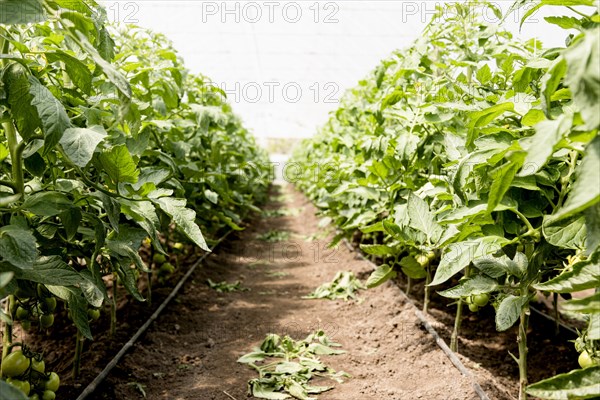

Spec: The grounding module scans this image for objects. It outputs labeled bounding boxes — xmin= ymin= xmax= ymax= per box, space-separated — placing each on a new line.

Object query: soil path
xmin=93 ymin=184 xmax=508 ymax=400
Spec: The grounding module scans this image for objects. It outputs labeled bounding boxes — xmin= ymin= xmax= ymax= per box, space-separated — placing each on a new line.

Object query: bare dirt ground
xmin=88 ymin=184 xmax=515 ymax=400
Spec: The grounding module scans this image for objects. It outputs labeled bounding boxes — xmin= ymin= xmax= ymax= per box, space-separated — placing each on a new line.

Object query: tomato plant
xmin=0 ymin=0 xmax=270 ymax=387
xmin=292 ymin=1 xmax=599 ymax=399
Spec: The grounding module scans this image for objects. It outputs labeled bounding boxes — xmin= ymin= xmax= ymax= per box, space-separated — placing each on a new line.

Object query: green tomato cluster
xmin=464 ymin=293 xmax=490 ymax=312
xmin=1 ymin=348 xmax=60 ymax=399
xmin=12 ymin=284 xmax=57 ymax=331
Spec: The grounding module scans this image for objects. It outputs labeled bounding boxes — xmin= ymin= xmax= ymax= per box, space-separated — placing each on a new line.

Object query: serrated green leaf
xmin=365 ymin=264 xmax=396 ymax=288
xmin=98 ymin=144 xmax=139 ymax=185
xmin=28 ymin=75 xmax=72 ymax=154
xmin=561 ymin=292 xmax=600 ymax=314
xmin=360 ymin=244 xmax=396 ymax=256
xmin=534 ymin=251 xmax=600 ymax=293
xmin=0 ymin=0 xmax=45 ymax=25
xmin=496 ymin=294 xmax=528 ymax=331
xmin=519 ymin=114 xmax=573 ymax=177
xmin=438 ymin=275 xmax=499 ymax=299
xmin=153 ymin=197 xmax=209 ymax=251
xmin=2 ymin=62 xmax=40 ymax=139
xmin=46 ymin=51 xmax=93 ymax=94
xmin=22 ymin=191 xmax=72 ymax=216
xmin=551 ymin=136 xmax=600 ymax=221
xmin=543 ymin=214 xmax=586 ymax=250
xmin=0 ymin=225 xmax=37 ymax=269
xmin=526 ymin=365 xmax=600 ymax=399
xmin=60 ymin=126 xmax=106 ymax=168
xmin=399 ymin=256 xmax=427 ymax=279
xmin=431 ymin=236 xmax=508 ymax=286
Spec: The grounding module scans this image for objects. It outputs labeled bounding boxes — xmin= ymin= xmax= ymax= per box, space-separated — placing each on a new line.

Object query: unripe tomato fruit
xmin=152 ymin=253 xmax=167 ymax=264
xmin=32 ymin=358 xmax=45 ymax=373
xmin=45 ymin=372 xmax=60 ymax=392
xmin=472 ymin=293 xmax=490 ymax=307
xmin=16 ymin=307 xmax=30 ymax=320
xmin=173 ymin=242 xmax=184 ymax=250
xmin=1 ymin=350 xmax=30 ymax=377
xmin=88 ymin=309 xmax=101 ymax=321
xmin=21 ymin=320 xmax=32 ymax=331
xmin=42 ymin=298 xmax=57 ymax=313
xmin=468 ymin=303 xmax=479 ymax=312
xmin=29 ymin=394 xmax=40 ymax=400
xmin=6 ymin=378 xmax=30 ymax=395
xmin=40 ymin=314 xmax=54 ymax=329
xmin=578 ymin=350 xmax=595 ymax=369
xmin=42 ymin=390 xmax=56 ymax=400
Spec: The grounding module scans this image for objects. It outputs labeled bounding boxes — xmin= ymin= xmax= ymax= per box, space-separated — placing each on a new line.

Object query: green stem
xmin=1 ymin=295 xmax=14 ymax=377
xmin=511 ymin=208 xmax=536 ymax=234
xmin=451 ymin=298 xmax=464 ymax=352
xmin=3 ymin=121 xmax=24 ymax=195
xmin=406 ymin=277 xmax=412 ymax=294
xmin=110 ymin=274 xmax=117 ymax=337
xmin=72 ymin=330 xmax=83 ymax=380
xmin=517 ymin=297 xmax=530 ymax=400
xmin=553 ymin=293 xmax=560 ymax=336
xmin=423 ymin=265 xmax=431 ymax=314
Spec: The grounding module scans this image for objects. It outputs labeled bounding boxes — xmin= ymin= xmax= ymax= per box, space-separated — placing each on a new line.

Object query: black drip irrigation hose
xmin=75 ymin=230 xmax=233 ymax=400
xmin=342 ymin=238 xmax=491 ymax=400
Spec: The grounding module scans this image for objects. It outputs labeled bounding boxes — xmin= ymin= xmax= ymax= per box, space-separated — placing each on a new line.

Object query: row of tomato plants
xmin=291 ymin=1 xmax=598 ymax=399
xmin=0 ymin=1 xmax=270 ymax=398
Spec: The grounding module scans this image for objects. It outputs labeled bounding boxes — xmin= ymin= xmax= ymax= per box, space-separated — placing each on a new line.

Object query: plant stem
xmin=451 ymin=298 xmax=464 ymax=352
xmin=423 ymin=265 xmax=431 ymax=314
xmin=553 ymin=292 xmax=560 ymax=336
xmin=517 ymin=300 xmax=530 ymax=400
xmin=406 ymin=277 xmax=412 ymax=294
xmin=110 ymin=274 xmax=117 ymax=336
xmin=72 ymin=330 xmax=83 ymax=380
xmin=3 ymin=122 xmax=24 ymax=196
xmin=1 ymin=296 xmax=14 ymax=377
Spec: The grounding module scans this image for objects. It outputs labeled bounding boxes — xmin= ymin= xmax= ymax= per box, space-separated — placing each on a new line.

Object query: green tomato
xmin=45 ymin=372 xmax=60 ymax=392
xmin=6 ymin=378 xmax=31 ymax=395
xmin=16 ymin=306 xmax=30 ymax=321
xmin=36 ymin=284 xmax=47 ymax=299
xmin=173 ymin=242 xmax=184 ymax=250
xmin=21 ymin=320 xmax=32 ymax=331
xmin=32 ymin=358 xmax=45 ymax=374
xmin=29 ymin=394 xmax=40 ymax=400
xmin=578 ymin=350 xmax=595 ymax=369
xmin=159 ymin=263 xmax=175 ymax=275
xmin=415 ymin=254 xmax=430 ymax=268
xmin=1 ymin=350 xmax=30 ymax=377
xmin=40 ymin=314 xmax=54 ymax=329
xmin=468 ymin=303 xmax=480 ymax=312
xmin=42 ymin=298 xmax=57 ymax=313
xmin=152 ymin=253 xmax=167 ymax=264
xmin=472 ymin=293 xmax=490 ymax=307
xmin=464 ymin=296 xmax=472 ymax=305
xmin=87 ymin=309 xmax=101 ymax=321
xmin=42 ymin=390 xmax=56 ymax=400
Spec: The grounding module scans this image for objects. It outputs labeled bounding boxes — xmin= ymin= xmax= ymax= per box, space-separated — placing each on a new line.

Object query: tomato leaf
xmin=0 ymin=225 xmax=37 ymax=269
xmin=98 ymin=144 xmax=140 ymax=185
xmin=495 ymin=294 xmax=529 ymax=331
xmin=152 ymin=197 xmax=209 ymax=251
xmin=430 ymin=236 xmax=508 ymax=286
xmin=60 ymin=126 xmax=106 ymax=168
xmin=365 ymin=264 xmax=396 ymax=289
xmin=526 ymin=365 xmax=600 ymax=399
xmin=438 ymin=275 xmax=499 ymax=299
xmin=0 ymin=0 xmax=45 ymax=25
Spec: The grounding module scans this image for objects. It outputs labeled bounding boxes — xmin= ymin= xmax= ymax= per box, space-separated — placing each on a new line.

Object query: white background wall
xmin=99 ymin=1 xmax=581 ymax=142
